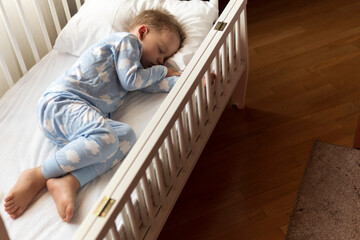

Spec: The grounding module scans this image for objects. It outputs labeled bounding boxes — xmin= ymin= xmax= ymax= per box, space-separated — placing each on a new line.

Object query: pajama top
xmin=45 ymin=32 xmax=178 ymax=116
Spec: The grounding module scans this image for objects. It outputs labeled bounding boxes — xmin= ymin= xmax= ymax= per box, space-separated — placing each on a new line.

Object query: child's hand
xmin=166 ymin=67 xmax=182 ymax=77
xmin=204 ymin=71 xmax=216 ymax=87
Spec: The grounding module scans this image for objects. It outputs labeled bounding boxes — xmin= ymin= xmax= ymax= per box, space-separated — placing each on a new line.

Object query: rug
xmin=286 ymin=141 xmax=360 ymax=240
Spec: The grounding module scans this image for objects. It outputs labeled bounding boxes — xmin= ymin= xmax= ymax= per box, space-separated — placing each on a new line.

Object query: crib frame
xmin=0 ymin=0 xmax=248 ymax=239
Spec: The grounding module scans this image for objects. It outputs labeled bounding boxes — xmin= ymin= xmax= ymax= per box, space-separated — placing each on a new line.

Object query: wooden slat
xmin=125 ymin=200 xmax=141 ymax=240
xmin=165 ymin=136 xmax=178 ymax=190
xmin=61 ymin=0 xmax=71 ymax=22
xmin=135 ymin=183 xmax=149 ymax=228
xmin=109 ymin=222 xmax=121 ymax=240
xmin=205 ymin=69 xmax=214 ymax=121
xmin=121 ymin=208 xmax=134 ymax=240
xmin=0 ymin=53 xmax=14 ymax=87
xmin=159 ymin=143 xmax=171 ymax=187
xmin=196 ymin=84 xmax=206 ymax=137
xmin=0 ymin=0 xmax=27 ymax=75
xmin=214 ymin=53 xmax=221 ymax=105
xmin=48 ymin=0 xmax=61 ymax=34
xmin=220 ymin=44 xmax=228 ymax=95
xmin=15 ymin=0 xmax=40 ymax=62
xmin=154 ymin=154 xmax=168 ymax=211
xmin=33 ymin=0 xmax=52 ymax=51
xmin=140 ymin=176 xmax=158 ymax=229
xmin=147 ymin=163 xmax=160 ymax=207
xmin=176 ymin=116 xmax=189 ymax=171
xmin=75 ymin=0 xmax=82 ymax=11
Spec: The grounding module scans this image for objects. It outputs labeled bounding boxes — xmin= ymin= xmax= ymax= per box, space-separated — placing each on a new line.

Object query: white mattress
xmin=0 ymin=50 xmax=168 ymax=239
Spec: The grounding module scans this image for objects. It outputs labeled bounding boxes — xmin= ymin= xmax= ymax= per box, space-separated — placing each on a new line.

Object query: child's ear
xmin=138 ymin=25 xmax=148 ymax=40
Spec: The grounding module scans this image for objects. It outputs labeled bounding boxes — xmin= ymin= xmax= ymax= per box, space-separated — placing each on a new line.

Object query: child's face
xmin=135 ymin=25 xmax=180 ymax=68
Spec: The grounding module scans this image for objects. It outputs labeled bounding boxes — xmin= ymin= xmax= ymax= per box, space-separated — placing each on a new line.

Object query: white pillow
xmin=53 ymin=0 xmax=218 ymax=71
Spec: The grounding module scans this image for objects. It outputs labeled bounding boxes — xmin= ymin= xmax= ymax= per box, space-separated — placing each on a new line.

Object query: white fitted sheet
xmin=0 ymin=50 xmax=168 ymax=239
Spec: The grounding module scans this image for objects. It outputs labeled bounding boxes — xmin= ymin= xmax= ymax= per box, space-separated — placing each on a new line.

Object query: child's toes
xmin=9 ymin=209 xmax=21 ymax=219
xmin=6 ymin=206 xmax=19 ymax=214
xmin=63 ymin=205 xmax=74 ymax=222
xmin=5 ymin=203 xmax=17 ymax=212
xmin=4 ymin=194 xmax=14 ymax=202
xmin=4 ymin=199 xmax=14 ymax=207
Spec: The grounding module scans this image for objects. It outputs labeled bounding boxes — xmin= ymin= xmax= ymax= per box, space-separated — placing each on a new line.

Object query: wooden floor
xmin=158 ymin=0 xmax=360 ymax=239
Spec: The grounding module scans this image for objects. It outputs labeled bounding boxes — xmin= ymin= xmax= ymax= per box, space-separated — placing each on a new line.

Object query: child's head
xmin=129 ymin=9 xmax=185 ymax=68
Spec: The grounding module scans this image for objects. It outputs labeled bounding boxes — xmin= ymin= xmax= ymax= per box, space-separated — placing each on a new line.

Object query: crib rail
xmin=0 ymin=0 xmax=80 ymax=97
xmin=74 ymin=0 xmax=248 ymax=239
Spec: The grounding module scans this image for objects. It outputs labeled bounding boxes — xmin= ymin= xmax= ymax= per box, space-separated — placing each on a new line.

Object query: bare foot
xmin=46 ymin=174 xmax=80 ymax=222
xmin=4 ymin=166 xmax=46 ymax=219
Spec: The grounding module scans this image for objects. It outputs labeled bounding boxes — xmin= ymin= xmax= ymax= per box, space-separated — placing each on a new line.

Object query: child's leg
xmin=71 ymin=119 xmax=136 ymax=187
xmin=40 ymin=100 xmax=122 ymax=179
xmin=45 ymin=120 xmax=135 ymax=222
xmin=40 ymin=97 xmax=136 ymax=221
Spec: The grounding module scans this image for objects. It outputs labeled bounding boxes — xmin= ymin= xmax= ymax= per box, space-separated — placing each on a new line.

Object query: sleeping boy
xmin=4 ymin=9 xmax=185 ymax=222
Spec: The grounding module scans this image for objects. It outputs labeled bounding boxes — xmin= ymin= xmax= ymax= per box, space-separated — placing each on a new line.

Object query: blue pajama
xmin=37 ymin=32 xmax=178 ymax=187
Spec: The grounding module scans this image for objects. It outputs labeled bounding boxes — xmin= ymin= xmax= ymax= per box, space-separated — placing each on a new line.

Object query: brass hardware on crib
xmin=94 ymin=196 xmax=115 ymax=217
xmin=214 ymin=21 xmax=227 ymax=31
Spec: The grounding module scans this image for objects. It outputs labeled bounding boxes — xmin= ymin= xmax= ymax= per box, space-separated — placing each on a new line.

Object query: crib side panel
xmin=0 ymin=0 xmax=81 ymax=98
xmin=74 ymin=0 xmax=249 ymax=239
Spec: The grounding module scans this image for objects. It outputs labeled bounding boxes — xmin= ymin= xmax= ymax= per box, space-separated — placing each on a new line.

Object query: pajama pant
xmin=37 ymin=93 xmax=136 ymax=187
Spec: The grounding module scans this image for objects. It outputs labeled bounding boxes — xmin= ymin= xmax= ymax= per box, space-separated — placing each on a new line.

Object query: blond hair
xmin=129 ymin=9 xmax=186 ymax=47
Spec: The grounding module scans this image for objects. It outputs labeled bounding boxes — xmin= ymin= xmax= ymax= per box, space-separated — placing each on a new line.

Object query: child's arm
xmin=115 ymin=35 xmax=171 ymax=92
xmin=141 ymin=67 xmax=182 ymax=93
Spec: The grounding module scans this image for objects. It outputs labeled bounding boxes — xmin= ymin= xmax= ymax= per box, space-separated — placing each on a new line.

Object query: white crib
xmin=0 ymin=0 xmax=248 ymax=239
